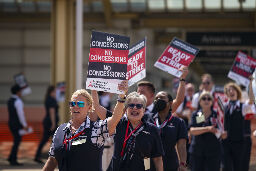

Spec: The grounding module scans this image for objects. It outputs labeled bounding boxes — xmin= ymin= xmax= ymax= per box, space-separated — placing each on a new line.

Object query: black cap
xmin=11 ymin=84 xmax=22 ymax=94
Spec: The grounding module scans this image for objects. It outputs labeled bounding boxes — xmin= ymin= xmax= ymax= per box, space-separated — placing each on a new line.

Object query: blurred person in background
xmin=42 ymin=81 xmax=128 ymax=171
xmin=34 ymin=85 xmax=59 ymax=164
xmin=191 ymin=73 xmax=215 ymax=111
xmin=7 ymin=84 xmax=29 ymax=166
xmin=189 ymin=91 xmax=225 ymax=171
xmin=222 ymin=80 xmax=255 ymax=171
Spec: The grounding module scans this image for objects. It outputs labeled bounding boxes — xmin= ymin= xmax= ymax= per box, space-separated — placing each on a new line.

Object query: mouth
xmin=130 ymin=111 xmax=139 ymax=116
xmin=73 ymin=111 xmax=80 ymax=114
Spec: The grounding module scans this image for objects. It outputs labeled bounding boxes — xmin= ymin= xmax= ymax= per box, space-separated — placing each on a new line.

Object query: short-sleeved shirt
xmin=151 ymin=113 xmax=188 ymax=170
xmin=43 ymin=96 xmax=59 ymax=128
xmin=49 ymin=117 xmax=109 ymax=171
xmin=108 ymin=117 xmax=164 ymax=171
xmin=189 ymin=110 xmax=221 ymax=157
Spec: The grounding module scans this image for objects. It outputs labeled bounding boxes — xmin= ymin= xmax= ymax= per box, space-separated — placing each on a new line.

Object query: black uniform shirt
xmin=152 ymin=113 xmax=188 ymax=170
xmin=49 ymin=117 xmax=109 ymax=171
xmin=189 ymin=110 xmax=221 ymax=157
xmin=108 ymin=117 xmax=164 ymax=171
xmin=44 ymin=96 xmax=59 ymax=129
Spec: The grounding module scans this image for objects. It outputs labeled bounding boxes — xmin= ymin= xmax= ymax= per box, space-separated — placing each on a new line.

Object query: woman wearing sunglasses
xmin=189 ymin=91 xmax=224 ymax=171
xmin=42 ymin=81 xmax=128 ymax=171
xmin=222 ymin=80 xmax=255 ymax=171
xmin=107 ymin=92 xmax=164 ymax=171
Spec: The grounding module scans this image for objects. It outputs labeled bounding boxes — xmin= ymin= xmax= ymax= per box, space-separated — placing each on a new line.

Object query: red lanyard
xmin=155 ymin=114 xmax=174 ymax=129
xmin=120 ymin=120 xmax=142 ymax=157
xmin=63 ymin=129 xmax=86 ymax=150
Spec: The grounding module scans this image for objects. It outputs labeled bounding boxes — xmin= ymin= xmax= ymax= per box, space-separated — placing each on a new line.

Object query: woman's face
xmin=226 ymin=86 xmax=238 ymax=101
xmin=199 ymin=95 xmax=213 ymax=109
xmin=155 ymin=92 xmax=172 ymax=112
xmin=126 ymin=98 xmax=145 ymax=122
xmin=70 ymin=95 xmax=91 ymax=121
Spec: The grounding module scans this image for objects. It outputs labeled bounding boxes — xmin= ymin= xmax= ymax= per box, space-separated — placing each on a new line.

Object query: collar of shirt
xmin=11 ymin=94 xmax=20 ymax=99
xmin=228 ymin=100 xmax=240 ymax=114
xmin=63 ymin=116 xmax=91 ymax=134
xmin=146 ymin=103 xmax=154 ymax=113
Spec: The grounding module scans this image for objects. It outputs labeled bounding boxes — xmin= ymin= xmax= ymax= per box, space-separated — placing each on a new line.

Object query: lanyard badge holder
xmin=196 ymin=112 xmax=205 ymax=124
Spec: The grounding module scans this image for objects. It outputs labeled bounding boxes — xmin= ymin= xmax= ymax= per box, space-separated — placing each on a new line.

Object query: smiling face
xmin=226 ymin=86 xmax=238 ymax=101
xmin=70 ymin=95 xmax=91 ymax=121
xmin=199 ymin=94 xmax=213 ymax=110
xmin=126 ymin=98 xmax=145 ymax=122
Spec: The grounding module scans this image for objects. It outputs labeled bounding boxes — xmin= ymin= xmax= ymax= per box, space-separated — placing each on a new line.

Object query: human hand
xmin=179 ymin=66 xmax=189 ymax=80
xmin=118 ymin=80 xmax=128 ymax=98
xmin=221 ymin=131 xmax=227 ymax=139
xmin=207 ymin=125 xmax=217 ymax=134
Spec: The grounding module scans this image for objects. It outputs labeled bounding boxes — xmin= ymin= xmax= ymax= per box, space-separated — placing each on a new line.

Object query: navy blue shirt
xmin=151 ymin=113 xmax=188 ymax=171
xmin=107 ymin=117 xmax=164 ymax=171
xmin=189 ymin=110 xmax=221 ymax=157
xmin=43 ymin=96 xmax=59 ymax=129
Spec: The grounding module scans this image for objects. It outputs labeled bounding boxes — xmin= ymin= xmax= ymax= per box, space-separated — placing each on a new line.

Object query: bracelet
xmin=180 ymin=162 xmax=187 ymax=168
xmin=180 ymin=78 xmax=186 ymax=82
xmin=117 ymin=95 xmax=126 ymax=103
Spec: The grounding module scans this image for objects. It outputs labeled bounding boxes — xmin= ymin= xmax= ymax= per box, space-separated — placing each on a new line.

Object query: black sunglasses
xmin=128 ymin=103 xmax=144 ymax=109
xmin=202 ymin=81 xmax=210 ymax=85
xmin=201 ymin=97 xmax=212 ymax=101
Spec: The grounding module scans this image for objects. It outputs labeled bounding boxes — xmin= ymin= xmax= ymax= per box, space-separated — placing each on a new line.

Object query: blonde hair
xmin=71 ymin=89 xmax=94 ymax=112
xmin=199 ymin=91 xmax=213 ymax=102
xmin=124 ymin=92 xmax=147 ymax=109
xmin=224 ymin=82 xmax=242 ymax=100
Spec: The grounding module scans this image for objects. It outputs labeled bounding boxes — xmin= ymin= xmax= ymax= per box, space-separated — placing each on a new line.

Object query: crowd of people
xmin=6 ymin=66 xmax=256 ymax=171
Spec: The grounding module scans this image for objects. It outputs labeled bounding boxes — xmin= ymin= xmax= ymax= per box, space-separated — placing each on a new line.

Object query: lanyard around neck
xmin=120 ymin=120 xmax=142 ymax=157
xmin=155 ymin=114 xmax=173 ymax=129
xmin=63 ymin=128 xmax=86 ymax=150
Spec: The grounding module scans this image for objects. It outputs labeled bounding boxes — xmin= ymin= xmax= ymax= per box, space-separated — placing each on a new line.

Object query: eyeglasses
xmin=69 ymin=101 xmax=85 ymax=107
xmin=202 ymin=81 xmax=210 ymax=85
xmin=201 ymin=97 xmax=212 ymax=101
xmin=128 ymin=103 xmax=144 ymax=109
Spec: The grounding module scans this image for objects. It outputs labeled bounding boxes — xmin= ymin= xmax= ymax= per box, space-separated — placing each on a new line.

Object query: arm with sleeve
xmin=14 ymin=98 xmax=27 ymax=128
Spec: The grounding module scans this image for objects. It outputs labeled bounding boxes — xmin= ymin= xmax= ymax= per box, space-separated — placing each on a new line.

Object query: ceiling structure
xmin=0 ymin=0 xmax=255 ymax=84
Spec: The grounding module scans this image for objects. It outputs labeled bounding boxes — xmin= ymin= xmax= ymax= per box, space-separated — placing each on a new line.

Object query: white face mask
xmin=21 ymin=87 xmax=32 ymax=96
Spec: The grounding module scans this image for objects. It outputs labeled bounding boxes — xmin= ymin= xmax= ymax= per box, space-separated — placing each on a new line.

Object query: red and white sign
xmin=127 ymin=38 xmax=146 ymax=86
xmin=228 ymin=51 xmax=256 ymax=87
xmin=154 ymin=37 xmax=199 ymax=77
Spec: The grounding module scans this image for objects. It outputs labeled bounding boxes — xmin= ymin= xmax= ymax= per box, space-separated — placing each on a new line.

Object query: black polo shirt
xmin=189 ymin=110 xmax=221 ymax=157
xmin=151 ymin=113 xmax=188 ymax=171
xmin=108 ymin=117 xmax=164 ymax=171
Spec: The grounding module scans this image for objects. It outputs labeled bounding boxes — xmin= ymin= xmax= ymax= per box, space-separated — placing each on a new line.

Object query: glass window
xmin=148 ymin=0 xmax=165 ymax=11
xmin=205 ymin=0 xmax=221 ymax=9
xmin=130 ymin=0 xmax=146 ymax=12
xmin=223 ymin=0 xmax=240 ymax=9
xmin=167 ymin=0 xmax=183 ymax=10
xmin=186 ymin=0 xmax=202 ymax=10
xmin=111 ymin=0 xmax=128 ymax=12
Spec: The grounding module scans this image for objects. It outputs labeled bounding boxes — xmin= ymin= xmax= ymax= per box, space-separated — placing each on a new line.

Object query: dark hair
xmin=11 ymin=84 xmax=22 ymax=95
xmin=45 ymin=85 xmax=55 ymax=102
xmin=137 ymin=81 xmax=156 ymax=94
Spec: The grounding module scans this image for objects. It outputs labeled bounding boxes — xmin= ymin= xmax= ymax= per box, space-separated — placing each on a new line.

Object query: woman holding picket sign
xmin=107 ymin=92 xmax=164 ymax=171
xmin=222 ymin=78 xmax=255 ymax=171
xmin=42 ymin=81 xmax=128 ymax=171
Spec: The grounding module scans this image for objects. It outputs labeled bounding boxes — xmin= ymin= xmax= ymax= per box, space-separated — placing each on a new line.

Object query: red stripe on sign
xmin=89 ymin=48 xmax=128 ymax=64
xmin=157 ymin=45 xmax=195 ymax=69
xmin=127 ymin=47 xmax=146 ymax=79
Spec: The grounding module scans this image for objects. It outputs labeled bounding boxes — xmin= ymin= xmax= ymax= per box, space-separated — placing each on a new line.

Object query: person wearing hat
xmin=7 ymin=84 xmax=29 ymax=165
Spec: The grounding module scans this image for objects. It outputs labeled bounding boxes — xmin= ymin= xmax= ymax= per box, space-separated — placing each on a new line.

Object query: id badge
xmin=144 ymin=158 xmax=150 ymax=170
xmin=72 ymin=138 xmax=86 ymax=146
xmin=196 ymin=115 xmax=205 ymax=124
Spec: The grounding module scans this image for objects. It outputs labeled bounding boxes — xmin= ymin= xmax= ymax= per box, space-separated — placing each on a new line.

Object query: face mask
xmin=152 ymin=99 xmax=167 ymax=113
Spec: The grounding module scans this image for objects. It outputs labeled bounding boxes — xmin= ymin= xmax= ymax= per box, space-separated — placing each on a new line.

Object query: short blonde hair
xmin=124 ymin=92 xmax=147 ymax=109
xmin=224 ymin=82 xmax=242 ymax=100
xmin=199 ymin=91 xmax=213 ymax=102
xmin=71 ymin=89 xmax=94 ymax=111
